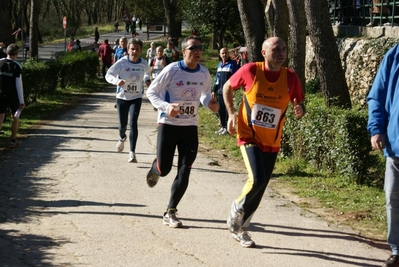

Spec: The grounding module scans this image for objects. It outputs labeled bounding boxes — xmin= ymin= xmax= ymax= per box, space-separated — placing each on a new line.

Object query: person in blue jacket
xmin=212 ymin=47 xmax=238 ymax=135
xmin=367 ymin=44 xmax=399 ymax=267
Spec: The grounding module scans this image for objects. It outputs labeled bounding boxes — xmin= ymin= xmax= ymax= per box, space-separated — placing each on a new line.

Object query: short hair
xmin=181 ymin=36 xmax=201 ymax=50
xmin=104 ymin=39 xmax=109 ymax=44
xmin=128 ymin=38 xmax=143 ymax=49
xmin=6 ymin=44 xmax=19 ymax=56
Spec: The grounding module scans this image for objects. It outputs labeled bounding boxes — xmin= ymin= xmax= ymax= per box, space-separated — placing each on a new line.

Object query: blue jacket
xmin=114 ymin=47 xmax=127 ymax=62
xmin=213 ymin=58 xmax=238 ymax=94
xmin=367 ymin=44 xmax=399 ymax=157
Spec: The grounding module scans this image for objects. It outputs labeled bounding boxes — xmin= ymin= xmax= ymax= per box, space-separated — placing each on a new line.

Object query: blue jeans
xmin=385 ymin=156 xmax=399 ymax=255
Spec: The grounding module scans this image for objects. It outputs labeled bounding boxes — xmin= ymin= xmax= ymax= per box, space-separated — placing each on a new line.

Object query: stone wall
xmin=305 ymin=35 xmax=399 ymax=106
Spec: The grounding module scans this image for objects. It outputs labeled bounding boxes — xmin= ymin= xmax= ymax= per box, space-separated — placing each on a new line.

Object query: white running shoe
xmin=215 ymin=127 xmax=224 ymax=134
xmin=218 ymin=128 xmax=228 ymax=135
xmin=231 ymin=229 xmax=256 ymax=248
xmin=116 ymin=137 xmax=126 ymax=152
xmin=128 ymin=152 xmax=137 ymax=163
xmin=163 ymin=209 xmax=183 ymax=228
xmin=227 ymin=201 xmax=244 ymax=234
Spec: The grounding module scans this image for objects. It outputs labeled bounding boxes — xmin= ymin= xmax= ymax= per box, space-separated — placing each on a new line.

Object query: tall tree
xmin=0 ymin=0 xmax=14 ymax=46
xmin=304 ymin=0 xmax=351 ymax=108
xmin=29 ymin=0 xmax=41 ymax=60
xmin=181 ymin=0 xmax=241 ymax=49
xmin=287 ymin=0 xmax=306 ymax=90
xmin=237 ymin=0 xmax=266 ymax=62
xmin=268 ymin=0 xmax=289 ymax=44
xmin=163 ymin=0 xmax=180 ymax=42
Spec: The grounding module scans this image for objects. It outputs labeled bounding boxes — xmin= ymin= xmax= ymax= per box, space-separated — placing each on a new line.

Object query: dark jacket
xmin=213 ymin=58 xmax=239 ymax=94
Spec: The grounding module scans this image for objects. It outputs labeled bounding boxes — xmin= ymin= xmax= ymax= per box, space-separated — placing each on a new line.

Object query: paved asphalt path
xmin=0 ymin=30 xmax=391 ymax=267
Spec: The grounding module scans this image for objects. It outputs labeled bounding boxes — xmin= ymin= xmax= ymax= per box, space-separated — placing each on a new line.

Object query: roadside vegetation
xmin=0 ymin=26 xmax=387 ymax=241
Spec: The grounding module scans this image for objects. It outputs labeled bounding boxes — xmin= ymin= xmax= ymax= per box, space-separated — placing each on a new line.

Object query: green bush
xmin=57 ymin=51 xmax=99 ymax=88
xmin=281 ymin=104 xmax=379 ymax=185
xmin=22 ymin=60 xmax=59 ymax=104
xmin=305 ymin=77 xmax=321 ymax=94
xmin=21 ymin=51 xmax=99 ymax=104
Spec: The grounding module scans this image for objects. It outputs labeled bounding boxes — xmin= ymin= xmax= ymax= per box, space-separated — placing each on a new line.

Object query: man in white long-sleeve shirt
xmin=0 ymin=44 xmax=25 ymax=148
xmin=146 ymin=35 xmax=219 ymax=228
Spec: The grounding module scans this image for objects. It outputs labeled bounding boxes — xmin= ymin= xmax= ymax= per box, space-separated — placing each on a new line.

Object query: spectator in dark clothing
xmin=335 ymin=0 xmax=353 ymax=25
xmin=0 ymin=44 xmax=25 ymax=148
xmin=114 ymin=21 xmax=119 ymax=32
xmin=72 ymin=39 xmax=82 ymax=52
xmin=0 ymin=42 xmax=6 ymax=59
xmin=94 ymin=27 xmax=100 ymax=43
xmin=211 ymin=47 xmax=238 ymax=135
xmin=138 ymin=18 xmax=143 ymax=30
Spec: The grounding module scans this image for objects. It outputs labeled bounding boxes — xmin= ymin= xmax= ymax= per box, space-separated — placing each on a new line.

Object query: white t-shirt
xmin=146 ymin=61 xmax=212 ymax=126
xmin=105 ymin=56 xmax=150 ymax=101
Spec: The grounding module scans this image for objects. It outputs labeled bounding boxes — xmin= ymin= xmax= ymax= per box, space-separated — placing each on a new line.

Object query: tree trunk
xmin=107 ymin=0 xmax=113 ymax=22
xmin=163 ymin=0 xmax=180 ymax=44
xmin=212 ymin=31 xmax=218 ymax=50
xmin=237 ymin=0 xmax=266 ymax=62
xmin=287 ymin=0 xmax=307 ymax=90
xmin=0 ymin=0 xmax=14 ymax=46
xmin=270 ymin=0 xmax=289 ymax=45
xmin=265 ymin=0 xmax=274 ymax=36
xmin=305 ymin=0 xmax=352 ymax=109
xmin=30 ymin=0 xmax=41 ymax=60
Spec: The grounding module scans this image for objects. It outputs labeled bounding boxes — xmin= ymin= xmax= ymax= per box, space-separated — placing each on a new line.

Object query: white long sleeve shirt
xmin=146 ymin=60 xmax=212 ymax=126
xmin=105 ymin=56 xmax=150 ymax=101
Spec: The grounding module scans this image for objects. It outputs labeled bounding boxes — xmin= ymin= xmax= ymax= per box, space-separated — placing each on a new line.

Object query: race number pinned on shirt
xmin=126 ymin=82 xmax=140 ymax=94
xmin=175 ymin=100 xmax=199 ymax=119
xmin=251 ymin=103 xmax=281 ymax=129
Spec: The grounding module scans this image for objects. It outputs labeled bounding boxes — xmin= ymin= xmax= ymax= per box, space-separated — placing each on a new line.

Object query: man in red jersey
xmin=223 ymin=37 xmax=305 ymax=248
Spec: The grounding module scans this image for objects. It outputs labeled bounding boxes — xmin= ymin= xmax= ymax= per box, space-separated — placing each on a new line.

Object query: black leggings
xmin=116 ymin=98 xmax=142 ymax=152
xmin=151 ymin=124 xmax=198 ymax=209
xmin=237 ymin=144 xmax=278 ymax=227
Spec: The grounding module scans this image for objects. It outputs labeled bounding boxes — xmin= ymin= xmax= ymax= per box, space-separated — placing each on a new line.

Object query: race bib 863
xmin=251 ymin=103 xmax=281 ymax=129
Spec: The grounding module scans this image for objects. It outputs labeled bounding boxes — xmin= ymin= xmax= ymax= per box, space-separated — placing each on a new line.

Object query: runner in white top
xmin=105 ymin=38 xmax=150 ymax=163
xmin=147 ymin=59 xmax=213 ymax=126
xmin=146 ymin=35 xmax=219 ymax=228
xmin=150 ymin=46 xmax=167 ymax=80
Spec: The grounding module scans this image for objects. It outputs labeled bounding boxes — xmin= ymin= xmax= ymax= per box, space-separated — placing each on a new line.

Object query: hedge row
xmin=281 ymin=104 xmax=383 ymax=185
xmin=22 ymin=51 xmax=99 ymax=104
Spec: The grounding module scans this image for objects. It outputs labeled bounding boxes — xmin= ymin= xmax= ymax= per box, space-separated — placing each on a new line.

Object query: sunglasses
xmin=185 ymin=45 xmax=203 ymax=51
